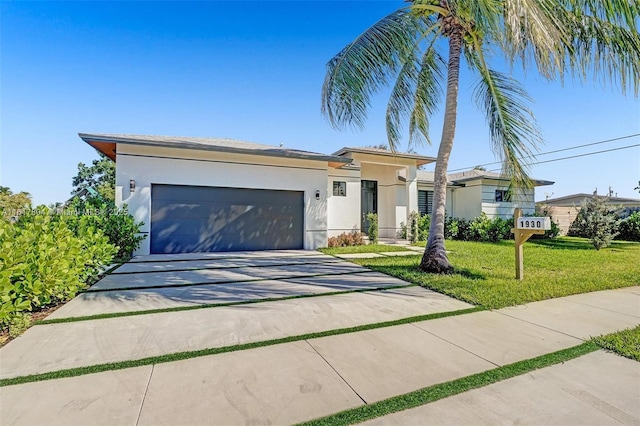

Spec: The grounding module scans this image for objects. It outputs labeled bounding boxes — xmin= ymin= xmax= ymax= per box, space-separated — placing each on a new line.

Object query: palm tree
xmin=322 ymin=0 xmax=639 ymax=273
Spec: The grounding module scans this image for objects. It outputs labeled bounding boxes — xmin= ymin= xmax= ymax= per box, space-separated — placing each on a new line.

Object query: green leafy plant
xmin=0 ymin=212 xmax=116 ymax=332
xmin=367 ymin=213 xmax=378 ymax=244
xmin=617 ymin=212 xmax=640 ymax=242
xmin=63 ymin=196 xmax=145 ymax=260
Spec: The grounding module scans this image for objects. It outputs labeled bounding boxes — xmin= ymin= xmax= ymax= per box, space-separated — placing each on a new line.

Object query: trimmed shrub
xmin=0 ymin=213 xmax=116 ymax=332
xmin=367 ymin=213 xmax=378 ymax=244
xmin=328 ymin=231 xmax=365 ymax=247
xmin=617 ymin=212 xmax=640 ymax=242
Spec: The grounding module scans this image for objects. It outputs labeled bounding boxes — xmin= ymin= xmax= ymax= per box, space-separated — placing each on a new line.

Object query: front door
xmin=361 ymin=180 xmax=378 ymax=233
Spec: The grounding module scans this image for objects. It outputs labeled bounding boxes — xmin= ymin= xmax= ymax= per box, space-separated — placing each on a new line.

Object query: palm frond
xmin=561 ymin=8 xmax=640 ymax=95
xmin=469 ymin=47 xmax=542 ymax=191
xmin=562 ymin=0 xmax=640 ymax=30
xmin=499 ymin=0 xmax=569 ymax=79
xmin=322 ymin=8 xmax=427 ymax=130
xmin=386 ymin=38 xmax=445 ymax=150
xmin=408 ymin=48 xmax=446 ymax=146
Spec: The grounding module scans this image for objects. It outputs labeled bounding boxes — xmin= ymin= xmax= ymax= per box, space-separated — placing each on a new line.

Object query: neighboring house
xmin=417 ymin=169 xmax=553 ymax=220
xmin=536 ymin=193 xmax=640 ymax=235
xmin=79 ymin=133 xmax=553 ymax=254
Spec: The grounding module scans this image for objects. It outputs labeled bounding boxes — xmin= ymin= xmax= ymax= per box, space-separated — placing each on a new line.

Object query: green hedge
xmin=0 ymin=213 xmax=116 ymax=333
xmin=616 ymin=212 xmax=640 ymax=242
xmin=404 ymin=212 xmax=560 ymax=243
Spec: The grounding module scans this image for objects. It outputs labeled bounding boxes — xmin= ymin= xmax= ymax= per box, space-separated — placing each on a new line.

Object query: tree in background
xmin=0 ymin=187 xmax=32 ymax=215
xmin=71 ymin=153 xmax=115 ymax=202
xmin=569 ymin=196 xmax=620 ymax=250
xmin=322 ymin=0 xmax=639 ymax=272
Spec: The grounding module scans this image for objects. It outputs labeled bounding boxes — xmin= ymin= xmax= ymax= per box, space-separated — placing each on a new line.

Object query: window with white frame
xmin=418 ymin=190 xmax=433 ymax=215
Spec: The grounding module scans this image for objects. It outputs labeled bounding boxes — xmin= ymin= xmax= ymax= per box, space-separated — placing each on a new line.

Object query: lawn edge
xmin=297 ymin=341 xmax=600 ymax=426
xmin=1 ymin=306 xmax=483 ymax=387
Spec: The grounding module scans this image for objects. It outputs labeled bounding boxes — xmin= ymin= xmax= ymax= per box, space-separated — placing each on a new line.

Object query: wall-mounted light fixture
xmin=130 ymin=179 xmax=136 ymax=192
xmin=315 ymin=190 xmax=320 ymax=200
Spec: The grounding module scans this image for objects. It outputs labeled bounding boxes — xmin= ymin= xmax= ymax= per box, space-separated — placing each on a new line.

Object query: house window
xmin=333 ymin=181 xmax=347 ymax=196
xmin=418 ymin=190 xmax=433 ymax=215
xmin=495 ymin=189 xmax=511 ymax=202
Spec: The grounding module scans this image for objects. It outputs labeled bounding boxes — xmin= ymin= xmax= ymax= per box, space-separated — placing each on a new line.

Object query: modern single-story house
xmin=79 ymin=133 xmax=553 ymax=254
xmin=536 ymin=193 xmax=640 ymax=235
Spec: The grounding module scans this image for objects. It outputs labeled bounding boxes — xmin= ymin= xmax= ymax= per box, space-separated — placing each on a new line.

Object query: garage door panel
xmin=151 ymin=185 xmax=304 ymax=253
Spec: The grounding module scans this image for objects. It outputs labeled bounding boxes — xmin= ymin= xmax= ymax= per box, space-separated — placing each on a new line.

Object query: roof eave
xmin=79 ymin=133 xmax=352 ymax=166
xmin=334 ymin=147 xmax=436 ymax=164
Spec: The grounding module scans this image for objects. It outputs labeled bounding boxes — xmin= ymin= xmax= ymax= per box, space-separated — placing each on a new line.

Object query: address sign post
xmin=511 ymin=208 xmax=551 ymax=280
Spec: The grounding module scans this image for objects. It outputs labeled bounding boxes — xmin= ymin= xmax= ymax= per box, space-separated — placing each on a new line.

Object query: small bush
xmin=65 ymin=197 xmax=145 ymax=260
xmin=0 ymin=212 xmax=116 ymax=332
xmin=398 ymin=221 xmax=408 ymax=239
xmin=444 ymin=216 xmax=459 ymax=240
xmin=7 ymin=313 xmax=32 ymax=339
xmin=328 ymin=231 xmax=365 ymax=247
xmin=407 ymin=211 xmax=419 ymax=243
xmin=569 ymin=196 xmax=620 ymax=249
xmin=617 ymin=212 xmax=640 ymax=242
xmin=367 ymin=213 xmax=378 ymax=244
xmin=417 ymin=214 xmax=431 ymax=242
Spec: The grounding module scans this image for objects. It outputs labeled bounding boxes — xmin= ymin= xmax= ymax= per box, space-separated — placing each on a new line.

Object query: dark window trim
xmin=333 ymin=181 xmax=347 ymax=196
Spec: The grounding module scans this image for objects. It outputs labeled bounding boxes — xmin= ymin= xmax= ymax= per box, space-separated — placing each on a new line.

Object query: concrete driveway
xmin=47 ymin=250 xmax=428 ymax=319
xmin=2 ymin=250 xmax=638 ymax=426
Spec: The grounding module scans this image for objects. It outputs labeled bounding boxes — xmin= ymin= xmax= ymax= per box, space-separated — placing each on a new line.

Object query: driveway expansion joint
xmin=304 ymin=340 xmax=368 ymax=405
xmin=407 ymin=322 xmax=501 ymax=368
xmin=135 ymin=364 xmax=155 ymax=426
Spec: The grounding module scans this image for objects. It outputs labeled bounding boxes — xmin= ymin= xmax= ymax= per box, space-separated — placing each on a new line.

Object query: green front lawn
xmin=593 ymin=326 xmax=640 ymax=361
xmin=350 ymin=237 xmax=640 ymax=309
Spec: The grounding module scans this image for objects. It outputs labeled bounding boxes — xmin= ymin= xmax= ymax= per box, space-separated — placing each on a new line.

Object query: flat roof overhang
xmin=79 ymin=133 xmax=353 ymax=167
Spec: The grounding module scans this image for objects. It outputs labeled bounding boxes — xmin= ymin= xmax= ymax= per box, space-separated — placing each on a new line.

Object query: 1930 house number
xmin=517 ymin=217 xmax=551 ymax=230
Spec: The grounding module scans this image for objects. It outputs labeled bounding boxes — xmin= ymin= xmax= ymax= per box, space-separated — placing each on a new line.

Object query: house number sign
xmin=516 ymin=217 xmax=551 ymax=230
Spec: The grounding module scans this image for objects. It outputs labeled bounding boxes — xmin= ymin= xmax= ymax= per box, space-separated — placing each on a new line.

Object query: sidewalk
xmin=2 ymin=286 xmax=637 ymax=425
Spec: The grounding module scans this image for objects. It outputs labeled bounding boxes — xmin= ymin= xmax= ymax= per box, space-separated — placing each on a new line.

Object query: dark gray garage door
xmin=150 ymin=184 xmax=304 ymax=253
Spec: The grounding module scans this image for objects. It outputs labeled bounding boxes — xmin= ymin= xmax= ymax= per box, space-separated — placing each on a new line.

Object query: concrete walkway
xmin=362 ymin=350 xmax=640 ymax=426
xmin=0 ymin=250 xmax=638 ymax=425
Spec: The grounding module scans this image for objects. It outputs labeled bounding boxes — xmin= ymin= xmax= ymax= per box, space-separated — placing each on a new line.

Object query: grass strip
xmin=108 ymin=258 xmax=345 ymax=276
xmin=82 ymin=269 xmax=375 ymax=294
xmin=37 ymin=283 xmax=418 ymax=325
xmin=593 ymin=325 xmax=640 ymax=361
xmin=298 ymin=341 xmax=600 ymax=426
xmin=1 ymin=306 xmax=483 ymax=387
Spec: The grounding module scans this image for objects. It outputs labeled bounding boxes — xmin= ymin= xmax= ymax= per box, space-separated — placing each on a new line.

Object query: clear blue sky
xmin=2 ymin=1 xmax=639 ymax=206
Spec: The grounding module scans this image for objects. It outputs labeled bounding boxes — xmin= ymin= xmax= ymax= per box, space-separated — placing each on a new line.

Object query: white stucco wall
xmin=115 ymin=144 xmax=329 ymax=255
xmin=451 ymin=184 xmax=483 ymax=219
xmin=327 ymin=167 xmax=361 ymax=238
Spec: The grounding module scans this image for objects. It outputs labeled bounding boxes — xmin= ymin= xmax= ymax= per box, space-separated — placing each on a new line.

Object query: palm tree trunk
xmin=419 ymin=28 xmax=463 ymax=273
